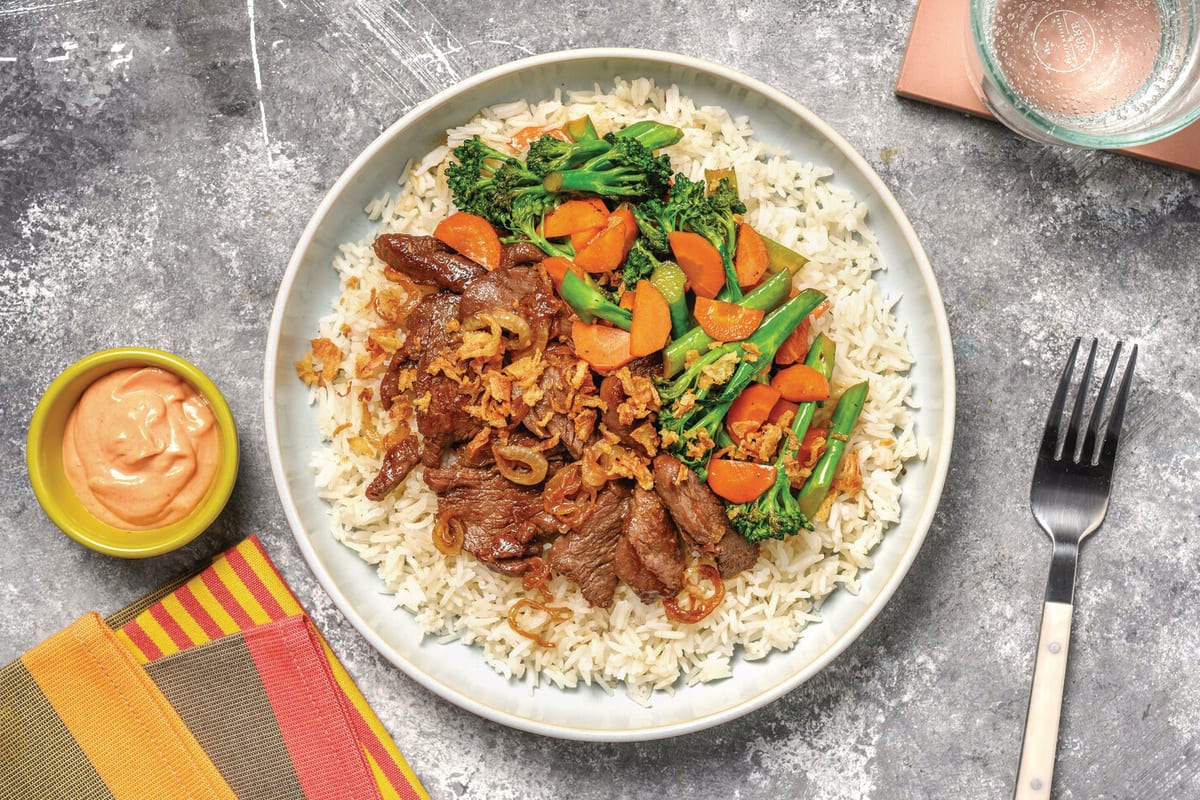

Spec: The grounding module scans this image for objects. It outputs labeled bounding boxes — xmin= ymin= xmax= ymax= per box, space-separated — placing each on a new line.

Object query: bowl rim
xmin=264 ymin=46 xmax=956 ymax=740
xmin=27 ymin=346 xmax=240 ymax=558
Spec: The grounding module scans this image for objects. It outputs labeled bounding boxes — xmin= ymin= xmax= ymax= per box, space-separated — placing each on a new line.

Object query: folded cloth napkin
xmin=0 ymin=536 xmax=428 ymax=800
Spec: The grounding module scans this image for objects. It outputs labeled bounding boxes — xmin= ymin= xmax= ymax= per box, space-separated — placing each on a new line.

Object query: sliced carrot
xmin=767 ymin=398 xmax=800 ymax=426
xmin=542 ymin=256 xmax=582 ymax=289
xmin=707 ymin=459 xmax=776 ymax=503
xmin=724 ymin=383 xmax=782 ymax=444
xmin=630 ymin=280 xmax=671 ymax=357
xmin=669 ymin=231 xmax=725 ymax=299
xmin=693 ymin=296 xmax=765 ymax=342
xmin=775 ymin=299 xmax=831 ymax=365
xmin=570 ymin=226 xmax=603 ymax=253
xmin=770 ymin=363 xmax=832 ymax=402
xmin=543 ymin=199 xmax=610 ymax=238
xmin=509 ymin=125 xmax=569 ymax=152
xmin=619 ymin=286 xmax=636 ymax=311
xmin=609 ymin=207 xmax=639 ymax=253
xmin=734 ymin=223 xmax=770 ymax=287
xmin=575 ymin=218 xmax=628 ymax=273
xmin=433 ymin=211 xmax=502 ymax=271
xmin=571 ymin=320 xmax=635 ymax=371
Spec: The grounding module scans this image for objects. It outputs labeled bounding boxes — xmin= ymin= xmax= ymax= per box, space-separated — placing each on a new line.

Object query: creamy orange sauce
xmin=62 ymin=366 xmax=220 ymax=530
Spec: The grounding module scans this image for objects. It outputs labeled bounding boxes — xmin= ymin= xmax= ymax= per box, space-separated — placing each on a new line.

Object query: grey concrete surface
xmin=2 ymin=1 xmax=1198 ymax=798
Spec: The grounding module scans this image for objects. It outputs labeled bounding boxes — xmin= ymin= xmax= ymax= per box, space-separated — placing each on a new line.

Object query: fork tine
xmin=1063 ymin=339 xmax=1098 ymax=462
xmin=1100 ymin=344 xmax=1138 ymax=464
xmin=1082 ymin=341 xmax=1122 ymax=465
xmin=1040 ymin=337 xmax=1081 ymax=461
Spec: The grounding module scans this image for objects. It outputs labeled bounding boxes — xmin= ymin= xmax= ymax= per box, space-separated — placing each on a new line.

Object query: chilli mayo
xmin=62 ymin=366 xmax=220 ymax=530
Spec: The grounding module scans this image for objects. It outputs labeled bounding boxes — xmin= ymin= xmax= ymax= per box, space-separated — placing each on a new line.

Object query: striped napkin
xmin=0 ymin=536 xmax=428 ymax=800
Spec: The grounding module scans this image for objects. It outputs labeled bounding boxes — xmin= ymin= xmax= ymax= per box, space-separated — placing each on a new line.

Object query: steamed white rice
xmin=306 ymin=77 xmax=924 ymax=704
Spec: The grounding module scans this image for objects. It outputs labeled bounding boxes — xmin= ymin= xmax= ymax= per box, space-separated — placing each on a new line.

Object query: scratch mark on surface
xmin=246 ymin=0 xmax=274 ymax=168
xmin=288 ymin=0 xmax=468 ymax=106
xmin=45 ymin=53 xmax=70 ymax=62
xmin=0 ymin=0 xmax=90 ymax=15
xmin=467 ymin=38 xmax=535 ymax=55
xmin=0 ymin=56 xmax=17 ymax=62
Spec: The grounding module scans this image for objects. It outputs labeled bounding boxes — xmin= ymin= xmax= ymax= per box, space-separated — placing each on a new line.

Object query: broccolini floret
xmin=631 ymin=174 xmax=747 ymax=299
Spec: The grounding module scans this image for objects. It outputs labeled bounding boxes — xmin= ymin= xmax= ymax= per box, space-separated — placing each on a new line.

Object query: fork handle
xmin=1013 ymin=601 xmax=1074 ymax=799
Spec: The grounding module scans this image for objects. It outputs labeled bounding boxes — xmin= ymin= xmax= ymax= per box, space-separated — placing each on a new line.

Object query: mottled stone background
xmin=2 ymin=1 xmax=1198 ymax=798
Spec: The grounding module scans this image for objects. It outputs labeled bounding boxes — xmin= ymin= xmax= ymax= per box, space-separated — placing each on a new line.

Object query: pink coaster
xmin=894 ymin=0 xmax=1200 ymax=173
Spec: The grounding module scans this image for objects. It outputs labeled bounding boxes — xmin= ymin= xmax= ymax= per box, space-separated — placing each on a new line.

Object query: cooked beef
xmin=500 ymin=241 xmax=546 ymax=268
xmin=599 ymin=374 xmax=634 ymax=445
xmin=546 ymin=481 xmax=631 ymax=608
xmin=522 ymin=343 xmax=598 ymax=458
xmin=424 ymin=463 xmax=546 ymax=575
xmin=651 ymin=454 xmax=732 ymax=553
xmin=379 ymin=352 xmax=406 ymax=411
xmin=614 ymin=487 xmax=686 ymax=603
xmin=713 ymin=529 xmax=760 ymax=579
xmin=364 ymin=436 xmax=421 ymax=501
xmin=380 ymin=291 xmax=460 ymax=410
xmin=598 ymin=374 xmax=657 ymax=455
xmin=626 ymin=354 xmax=663 ymax=380
xmin=459 ymin=265 xmax=571 ymax=346
xmin=391 ymin=292 xmax=481 ymax=464
xmin=373 ymin=234 xmax=485 ymax=292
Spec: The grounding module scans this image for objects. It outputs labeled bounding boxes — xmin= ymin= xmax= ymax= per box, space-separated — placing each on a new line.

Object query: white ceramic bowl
xmin=264 ymin=48 xmax=955 ymax=741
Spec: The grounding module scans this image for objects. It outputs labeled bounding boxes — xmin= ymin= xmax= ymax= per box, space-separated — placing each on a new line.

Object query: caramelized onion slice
xmin=662 ymin=564 xmax=726 ymax=625
xmin=486 ymin=308 xmax=533 ymax=349
xmin=432 ymin=510 xmax=465 ymax=555
xmin=462 ymin=309 xmax=533 ymax=350
xmin=492 ymin=444 xmax=549 ymax=486
xmin=542 ymin=462 xmax=597 ymax=526
xmin=507 ymin=598 xmax=573 ymax=648
xmin=522 ymin=557 xmax=553 ymax=602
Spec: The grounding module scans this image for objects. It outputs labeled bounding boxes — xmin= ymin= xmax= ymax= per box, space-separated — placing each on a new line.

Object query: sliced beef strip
xmin=598 ymin=374 xmax=635 ymax=446
xmin=459 ymin=265 xmax=571 ymax=347
xmin=424 ymin=464 xmax=546 ymax=576
xmin=651 ymin=454 xmax=731 ymax=553
xmin=380 ymin=291 xmax=459 ymax=410
xmin=364 ymin=435 xmax=421 ymax=501
xmin=500 ymin=241 xmax=545 ymax=269
xmin=522 ymin=343 xmax=598 ymax=458
xmin=373 ymin=234 xmax=485 ymax=292
xmin=598 ymin=373 xmax=658 ymax=455
xmin=614 ymin=487 xmax=686 ymax=603
xmin=546 ymin=481 xmax=631 ymax=608
xmin=625 ymin=354 xmax=663 ymax=380
xmin=713 ymin=529 xmax=760 ymax=579
xmin=650 ymin=454 xmax=761 ymax=577
xmin=386 ymin=292 xmax=482 ymax=464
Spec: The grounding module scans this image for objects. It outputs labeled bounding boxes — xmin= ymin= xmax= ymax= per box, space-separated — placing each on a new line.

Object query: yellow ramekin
xmin=26 ymin=347 xmax=239 ymax=558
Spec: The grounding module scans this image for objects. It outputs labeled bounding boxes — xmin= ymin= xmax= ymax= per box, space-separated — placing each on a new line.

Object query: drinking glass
xmin=967 ymin=0 xmax=1200 ymax=147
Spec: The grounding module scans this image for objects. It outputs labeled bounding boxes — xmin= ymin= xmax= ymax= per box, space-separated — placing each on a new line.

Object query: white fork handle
xmin=1014 ymin=601 xmax=1074 ymax=799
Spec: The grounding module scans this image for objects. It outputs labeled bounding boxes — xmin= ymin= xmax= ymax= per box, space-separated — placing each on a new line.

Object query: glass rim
xmin=968 ymin=0 xmax=1200 ymax=148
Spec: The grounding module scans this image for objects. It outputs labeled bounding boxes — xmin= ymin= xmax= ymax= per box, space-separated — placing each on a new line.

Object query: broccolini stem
xmin=795 ymin=381 xmax=869 ymax=520
xmin=559 ymin=270 xmax=633 ymax=330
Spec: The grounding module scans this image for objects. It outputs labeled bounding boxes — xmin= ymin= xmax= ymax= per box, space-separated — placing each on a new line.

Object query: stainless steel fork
xmin=1013 ymin=338 xmax=1137 ymax=800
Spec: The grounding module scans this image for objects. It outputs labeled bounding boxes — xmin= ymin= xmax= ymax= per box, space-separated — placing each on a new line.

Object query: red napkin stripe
xmin=242 ymin=619 xmax=382 ymax=800
xmin=175 ymin=583 xmax=226 ymax=640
